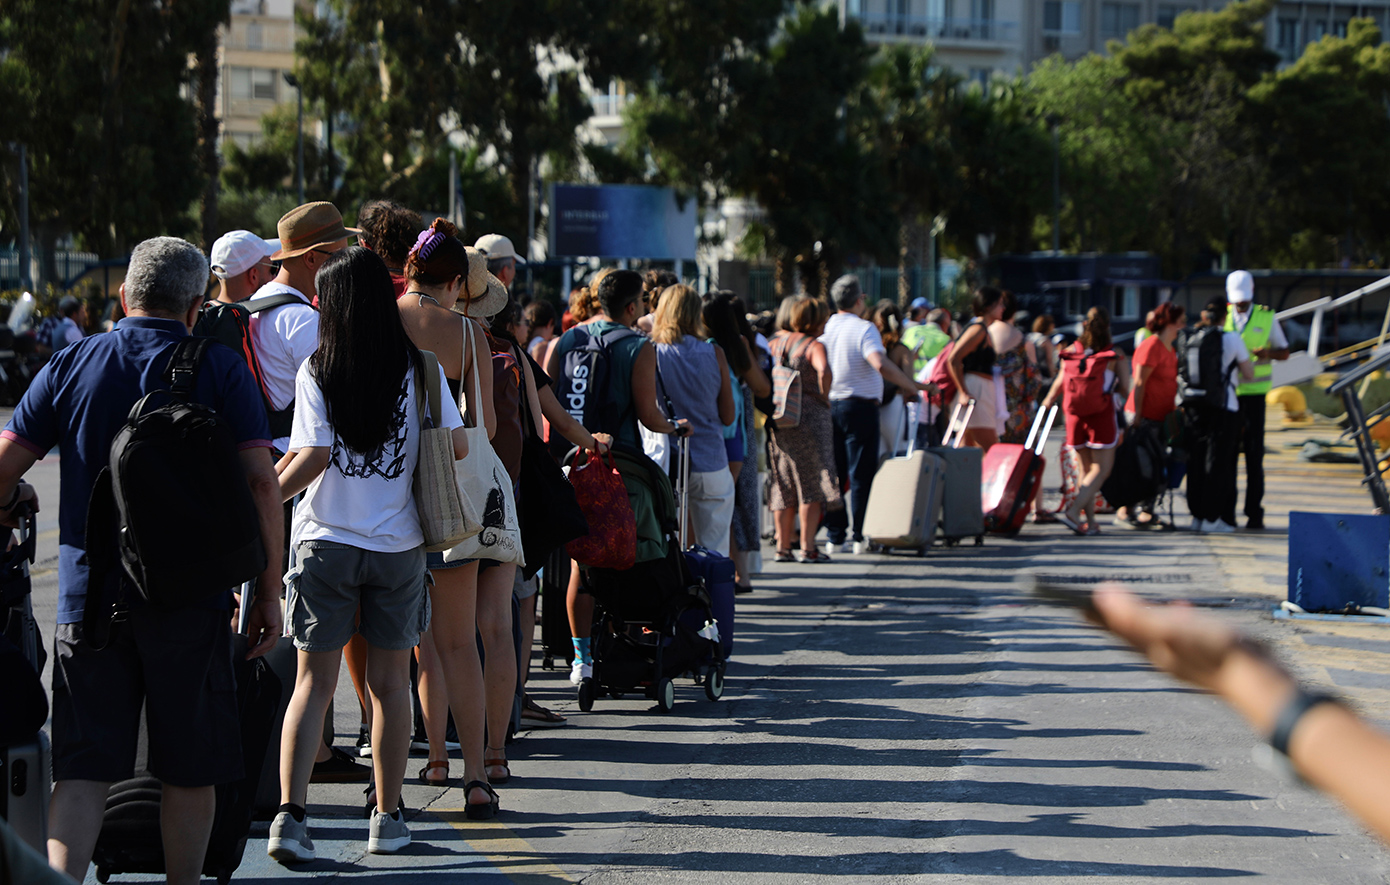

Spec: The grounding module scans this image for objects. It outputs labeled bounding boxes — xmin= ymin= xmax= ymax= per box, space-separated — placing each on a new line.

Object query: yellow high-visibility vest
xmin=1224 ymin=304 xmax=1275 ymax=396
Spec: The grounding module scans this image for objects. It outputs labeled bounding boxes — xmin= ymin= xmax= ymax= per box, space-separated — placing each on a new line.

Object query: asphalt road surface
xmin=14 ymin=420 xmax=1390 ymax=884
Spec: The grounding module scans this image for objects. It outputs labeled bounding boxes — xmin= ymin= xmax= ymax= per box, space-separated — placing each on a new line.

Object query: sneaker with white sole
xmin=1202 ymin=519 xmax=1235 ymax=534
xmin=368 ymin=808 xmax=411 ymax=854
xmin=852 ymin=540 xmax=867 ymax=555
xmin=267 ymin=812 xmax=316 ymax=864
xmin=569 ymin=659 xmax=593 ymax=685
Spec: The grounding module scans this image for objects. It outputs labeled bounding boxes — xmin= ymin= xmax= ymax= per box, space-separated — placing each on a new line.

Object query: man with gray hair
xmin=474 ymin=233 xmax=523 ymax=290
xmin=819 ymin=274 xmax=927 ymax=554
xmin=0 ymin=236 xmax=284 ymax=884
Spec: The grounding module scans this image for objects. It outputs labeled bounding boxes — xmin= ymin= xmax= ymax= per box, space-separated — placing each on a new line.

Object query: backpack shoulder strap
xmin=164 ymin=337 xmax=211 ymax=398
xmin=244 ymin=293 xmax=305 ymax=315
xmin=417 ymin=350 xmax=441 ymax=430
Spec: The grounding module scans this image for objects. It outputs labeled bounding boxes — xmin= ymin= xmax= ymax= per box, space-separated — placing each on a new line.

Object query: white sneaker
xmin=267 ymin=812 xmax=316 ymax=864
xmin=1203 ymin=519 xmax=1235 ymax=534
xmin=1189 ymin=518 xmax=1204 ymax=532
xmin=569 ymin=659 xmax=593 ymax=685
xmin=368 ymin=809 xmax=411 ymax=854
xmin=852 ymin=540 xmax=867 ymax=555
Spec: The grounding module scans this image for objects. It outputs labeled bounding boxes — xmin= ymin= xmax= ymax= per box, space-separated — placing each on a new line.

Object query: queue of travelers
xmin=3 ymin=191 xmax=1289 ymax=883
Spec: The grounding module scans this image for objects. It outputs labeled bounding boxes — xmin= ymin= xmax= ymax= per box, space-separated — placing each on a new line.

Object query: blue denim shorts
xmin=426 ymin=551 xmax=475 ymax=571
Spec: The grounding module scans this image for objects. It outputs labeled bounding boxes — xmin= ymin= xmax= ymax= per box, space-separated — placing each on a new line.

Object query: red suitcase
xmin=981 ymin=405 xmax=1058 ymax=534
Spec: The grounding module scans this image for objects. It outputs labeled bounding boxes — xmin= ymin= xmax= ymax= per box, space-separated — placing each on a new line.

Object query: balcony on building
xmin=846 ymin=1 xmax=1018 ymax=45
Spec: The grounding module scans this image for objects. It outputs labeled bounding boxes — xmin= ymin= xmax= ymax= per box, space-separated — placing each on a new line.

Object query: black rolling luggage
xmin=91 ymin=591 xmax=283 ymax=885
xmin=1 ymin=508 xmax=51 ymax=857
xmin=540 ymin=546 xmax=573 ymax=670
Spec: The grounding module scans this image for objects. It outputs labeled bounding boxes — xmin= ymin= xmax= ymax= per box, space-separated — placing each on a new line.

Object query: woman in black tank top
xmin=947 ymin=287 xmax=1006 ymax=450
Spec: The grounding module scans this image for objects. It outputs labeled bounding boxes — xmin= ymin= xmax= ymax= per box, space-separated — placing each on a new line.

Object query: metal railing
xmin=223 ymin=18 xmax=296 ymax=53
xmin=852 ymin=14 xmax=1018 ymax=42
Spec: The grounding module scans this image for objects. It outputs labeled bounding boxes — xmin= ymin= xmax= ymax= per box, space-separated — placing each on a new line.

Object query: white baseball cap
xmin=1226 ymin=269 xmax=1254 ymax=304
xmin=210 ymin=230 xmax=277 ymax=280
xmin=473 ymin=233 xmax=526 ymax=264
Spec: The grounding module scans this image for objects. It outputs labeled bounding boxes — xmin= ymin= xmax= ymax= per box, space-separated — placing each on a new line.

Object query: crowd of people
xmin=0 ymin=185 xmax=1293 ymax=882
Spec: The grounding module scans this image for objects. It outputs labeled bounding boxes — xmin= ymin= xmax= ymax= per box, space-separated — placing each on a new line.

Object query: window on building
xmin=1333 ymin=20 xmax=1348 ymax=38
xmin=1311 ymin=19 xmax=1327 ymax=40
xmin=1042 ymin=1 xmax=1081 ymax=35
xmin=1276 ymin=17 xmax=1300 ymax=50
xmin=1114 ymin=284 xmax=1140 ymax=319
xmin=252 ymin=68 xmax=278 ymax=101
xmin=245 ymin=20 xmax=263 ymax=50
xmin=1156 ymin=4 xmax=1195 ymax=30
xmin=970 ymin=0 xmax=992 ymax=23
xmin=229 ymin=67 xmax=252 ymax=101
xmin=968 ymin=67 xmax=993 ymax=89
xmin=1100 ymin=2 xmax=1140 ymax=39
xmin=1066 ymin=286 xmax=1088 ymax=318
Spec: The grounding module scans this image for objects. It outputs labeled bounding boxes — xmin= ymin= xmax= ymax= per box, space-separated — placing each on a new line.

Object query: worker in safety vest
xmin=1223 ymin=270 xmax=1288 ymax=530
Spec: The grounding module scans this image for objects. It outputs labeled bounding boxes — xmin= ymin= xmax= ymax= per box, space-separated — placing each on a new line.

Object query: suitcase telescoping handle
xmin=677 ymin=432 xmax=691 ymax=549
xmin=1023 ymin=404 xmax=1060 ymax=456
xmin=943 ymin=399 xmax=976 ymax=449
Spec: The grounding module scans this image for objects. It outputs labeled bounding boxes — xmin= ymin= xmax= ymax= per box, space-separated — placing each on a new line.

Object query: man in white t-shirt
xmin=819 ymin=274 xmax=927 ymax=553
xmin=249 ymin=202 xmax=357 ymax=453
xmin=1182 ymin=299 xmax=1254 ymax=534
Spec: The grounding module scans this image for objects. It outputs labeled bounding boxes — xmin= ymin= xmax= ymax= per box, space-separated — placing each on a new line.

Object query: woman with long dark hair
xmin=703 ymin=291 xmax=771 ymax=592
xmin=270 ymin=246 xmax=468 ymax=862
xmin=1042 ymin=306 xmax=1126 ymax=535
xmin=946 ymin=287 xmax=1006 ymax=450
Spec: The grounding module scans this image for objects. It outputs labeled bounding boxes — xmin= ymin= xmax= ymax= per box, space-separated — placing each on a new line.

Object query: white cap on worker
xmin=1226 ymin=269 xmax=1254 ymax=304
xmin=473 ymin=233 xmax=526 ymax=264
xmin=210 ymin=230 xmax=277 ymax=280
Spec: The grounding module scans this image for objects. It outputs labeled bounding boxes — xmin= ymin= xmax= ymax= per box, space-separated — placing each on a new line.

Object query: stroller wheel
xmin=704 ymin=664 xmax=725 ymax=701
xmin=577 ymin=678 xmax=596 ymax=712
xmin=656 ymin=678 xmax=675 ymax=713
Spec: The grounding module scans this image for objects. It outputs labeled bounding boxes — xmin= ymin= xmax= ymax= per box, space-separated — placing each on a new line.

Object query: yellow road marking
xmin=433 ymin=809 xmax=576 ymax=884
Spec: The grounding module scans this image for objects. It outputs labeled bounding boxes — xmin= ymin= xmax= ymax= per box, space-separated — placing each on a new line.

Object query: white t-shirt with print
xmin=289 ymin=359 xmax=465 ymax=552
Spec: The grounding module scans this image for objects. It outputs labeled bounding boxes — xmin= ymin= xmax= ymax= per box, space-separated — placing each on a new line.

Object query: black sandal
xmin=363 ymin=781 xmax=406 ymax=819
xmin=463 ymin=780 xmax=500 ymax=820
xmin=417 ymin=759 xmax=450 ymax=786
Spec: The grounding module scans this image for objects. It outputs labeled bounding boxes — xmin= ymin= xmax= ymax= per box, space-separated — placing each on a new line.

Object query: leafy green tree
xmin=0 ymin=0 xmax=226 ymax=265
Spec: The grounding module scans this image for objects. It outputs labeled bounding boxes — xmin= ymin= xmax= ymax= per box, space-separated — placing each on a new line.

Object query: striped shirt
xmin=821 ymin=311 xmax=886 ymax=401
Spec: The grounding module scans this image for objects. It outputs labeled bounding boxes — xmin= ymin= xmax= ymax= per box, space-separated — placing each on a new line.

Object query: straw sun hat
xmin=451 ymin=246 xmax=509 ymax=319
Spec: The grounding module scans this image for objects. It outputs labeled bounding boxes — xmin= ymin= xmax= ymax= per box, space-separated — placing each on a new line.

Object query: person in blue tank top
xmin=652 ymin=284 xmax=737 ymax=554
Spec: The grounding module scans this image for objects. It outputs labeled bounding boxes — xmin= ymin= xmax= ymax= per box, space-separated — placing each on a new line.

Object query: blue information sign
xmin=549 ymin=184 xmax=697 ymax=260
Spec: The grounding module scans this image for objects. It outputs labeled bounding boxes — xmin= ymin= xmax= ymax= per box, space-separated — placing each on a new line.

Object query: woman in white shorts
xmin=651 ymin=284 xmax=737 ymax=553
xmin=269 ymin=246 xmax=468 ymax=862
xmin=946 ymin=287 xmax=1007 ymax=450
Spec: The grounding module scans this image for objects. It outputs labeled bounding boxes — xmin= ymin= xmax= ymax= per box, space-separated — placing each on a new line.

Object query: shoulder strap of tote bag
xmin=416 ymin=350 xmax=442 ymax=430
xmin=461 ymin=316 xmax=483 ymax=429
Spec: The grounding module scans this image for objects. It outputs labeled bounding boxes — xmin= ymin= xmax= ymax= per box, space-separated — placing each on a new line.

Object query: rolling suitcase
xmin=928 ymin=402 xmax=985 ymax=547
xmin=981 ymin=405 xmax=1058 ymax=535
xmin=864 ymin=411 xmax=945 ymax=555
xmin=676 ymin=436 xmax=736 ymax=662
xmin=92 ymin=588 xmax=283 ymax=885
xmin=1 ymin=508 xmax=49 ymax=857
xmin=540 ymin=546 xmax=574 ymax=669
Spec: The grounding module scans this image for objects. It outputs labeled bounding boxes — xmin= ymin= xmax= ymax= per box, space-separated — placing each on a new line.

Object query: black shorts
xmin=51 ymin=607 xmax=242 ymax=787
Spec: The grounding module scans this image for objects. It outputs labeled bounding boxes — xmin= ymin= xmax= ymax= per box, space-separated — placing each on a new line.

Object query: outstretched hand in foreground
xmin=1088 ymin=585 xmax=1390 ymax=845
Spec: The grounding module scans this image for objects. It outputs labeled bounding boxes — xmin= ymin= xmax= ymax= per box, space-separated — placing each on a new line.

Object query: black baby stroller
xmin=570 ymin=445 xmax=726 ymax=713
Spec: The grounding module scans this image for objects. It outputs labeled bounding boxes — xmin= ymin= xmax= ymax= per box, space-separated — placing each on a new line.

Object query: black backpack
xmin=193 ymin=294 xmax=302 ymax=440
xmin=84 ymin=339 xmax=267 ymax=636
xmin=550 ymin=325 xmax=639 ymax=459
xmin=1180 ymin=325 xmax=1234 ymax=408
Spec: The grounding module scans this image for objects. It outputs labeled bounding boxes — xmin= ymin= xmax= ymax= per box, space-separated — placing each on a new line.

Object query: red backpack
xmin=1059 ymin=345 xmax=1116 ymax=417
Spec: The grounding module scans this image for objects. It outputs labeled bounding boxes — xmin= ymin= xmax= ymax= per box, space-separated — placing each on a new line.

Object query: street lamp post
xmin=1047 ymin=113 xmax=1061 ymax=255
xmin=17 ymin=144 xmax=31 ymax=291
xmin=283 ymin=72 xmax=305 ymax=204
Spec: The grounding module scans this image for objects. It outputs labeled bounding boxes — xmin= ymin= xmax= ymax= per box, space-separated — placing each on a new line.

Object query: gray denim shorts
xmin=287 ymin=542 xmax=429 ymax=652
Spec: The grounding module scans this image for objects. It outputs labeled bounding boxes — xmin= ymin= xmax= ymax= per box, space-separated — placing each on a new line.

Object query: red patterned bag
xmin=565 ymin=449 xmax=637 ymax=570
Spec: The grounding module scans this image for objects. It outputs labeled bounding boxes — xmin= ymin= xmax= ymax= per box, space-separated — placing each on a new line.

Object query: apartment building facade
xmin=840 ymin=1 xmax=1390 ymax=78
xmin=218 ymin=0 xmax=303 ymax=149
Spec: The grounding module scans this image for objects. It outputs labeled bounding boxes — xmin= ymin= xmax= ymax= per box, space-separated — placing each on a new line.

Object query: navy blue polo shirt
xmin=2 ymin=317 xmax=272 ymax=624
